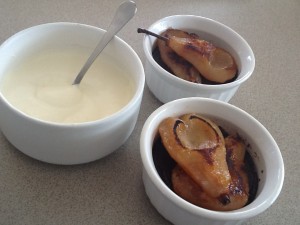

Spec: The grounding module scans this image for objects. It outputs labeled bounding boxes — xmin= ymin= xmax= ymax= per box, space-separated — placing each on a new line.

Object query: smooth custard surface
xmin=0 ymin=47 xmax=134 ymax=123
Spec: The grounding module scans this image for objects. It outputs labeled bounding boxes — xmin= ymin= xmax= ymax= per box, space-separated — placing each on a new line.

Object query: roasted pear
xmin=138 ymin=28 xmax=238 ymax=83
xmin=158 ymin=114 xmax=231 ymax=198
xmin=167 ymin=36 xmax=237 ymax=83
xmin=225 ymin=135 xmax=249 ymax=202
xmin=172 ymin=135 xmax=249 ymax=211
xmin=157 ymin=29 xmax=202 ymax=83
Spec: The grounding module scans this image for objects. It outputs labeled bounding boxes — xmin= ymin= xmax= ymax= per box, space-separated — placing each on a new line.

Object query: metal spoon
xmin=73 ymin=1 xmax=137 ymax=85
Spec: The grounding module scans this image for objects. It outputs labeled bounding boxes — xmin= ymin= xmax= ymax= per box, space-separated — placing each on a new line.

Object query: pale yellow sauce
xmin=0 ymin=47 xmax=134 ymax=123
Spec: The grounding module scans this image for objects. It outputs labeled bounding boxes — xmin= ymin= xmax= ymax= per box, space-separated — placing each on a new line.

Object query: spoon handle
xmin=73 ymin=1 xmax=137 ymax=85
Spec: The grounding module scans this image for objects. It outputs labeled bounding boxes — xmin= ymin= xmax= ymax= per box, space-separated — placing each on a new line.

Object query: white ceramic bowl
xmin=142 ymin=15 xmax=255 ymax=103
xmin=0 ymin=22 xmax=145 ymax=165
xmin=140 ymin=97 xmax=284 ymax=225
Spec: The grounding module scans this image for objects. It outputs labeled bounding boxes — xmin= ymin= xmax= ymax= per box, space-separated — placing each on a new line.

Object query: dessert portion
xmin=0 ymin=47 xmax=134 ymax=123
xmin=154 ymin=113 xmax=257 ymax=211
xmin=165 ymin=30 xmax=237 ymax=83
xmin=138 ymin=28 xmax=238 ymax=84
xmin=158 ymin=114 xmax=231 ymax=198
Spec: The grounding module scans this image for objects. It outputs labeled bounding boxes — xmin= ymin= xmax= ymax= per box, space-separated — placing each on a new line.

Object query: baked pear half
xmin=158 ymin=114 xmax=231 ymax=198
xmin=171 ymin=135 xmax=249 ymax=211
xmin=167 ymin=35 xmax=237 ymax=83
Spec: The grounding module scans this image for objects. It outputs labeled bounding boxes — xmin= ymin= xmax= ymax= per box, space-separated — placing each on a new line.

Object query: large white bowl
xmin=140 ymin=97 xmax=284 ymax=225
xmin=0 ymin=22 xmax=145 ymax=165
xmin=142 ymin=15 xmax=255 ymax=103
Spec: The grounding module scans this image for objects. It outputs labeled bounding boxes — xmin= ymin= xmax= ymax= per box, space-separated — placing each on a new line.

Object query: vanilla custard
xmin=0 ymin=47 xmax=135 ymax=123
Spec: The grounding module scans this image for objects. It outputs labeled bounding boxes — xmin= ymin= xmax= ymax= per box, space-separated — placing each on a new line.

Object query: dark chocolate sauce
xmin=244 ymin=151 xmax=259 ymax=204
xmin=152 ymin=137 xmax=176 ymax=189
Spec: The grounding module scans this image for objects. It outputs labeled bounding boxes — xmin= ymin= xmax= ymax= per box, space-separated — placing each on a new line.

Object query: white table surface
xmin=0 ymin=0 xmax=299 ymax=224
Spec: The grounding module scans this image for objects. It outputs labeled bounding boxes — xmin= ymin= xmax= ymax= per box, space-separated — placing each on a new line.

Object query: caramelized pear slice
xmin=172 ymin=135 xmax=249 ymax=211
xmin=167 ymin=36 xmax=237 ymax=83
xmin=225 ymin=135 xmax=249 ymax=200
xmin=158 ymin=114 xmax=231 ymax=198
xmin=157 ymin=29 xmax=202 ymax=83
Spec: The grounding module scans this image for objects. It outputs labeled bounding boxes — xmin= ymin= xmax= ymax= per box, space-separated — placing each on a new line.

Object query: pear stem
xmin=137 ymin=28 xmax=168 ymax=42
